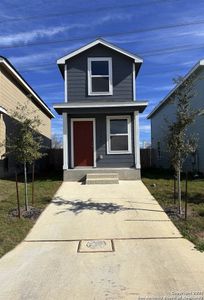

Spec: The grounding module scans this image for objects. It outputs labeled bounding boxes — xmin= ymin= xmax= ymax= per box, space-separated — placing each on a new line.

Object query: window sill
xmin=107 ymin=151 xmax=132 ymax=155
xmin=88 ymin=92 xmax=113 ymax=96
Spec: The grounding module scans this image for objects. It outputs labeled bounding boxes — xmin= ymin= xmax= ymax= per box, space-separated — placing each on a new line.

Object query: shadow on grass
xmin=0 ymin=170 xmax=63 ymax=183
xmin=141 ymin=168 xmax=174 ymax=180
xmin=52 ymin=197 xmax=164 ymax=215
xmin=188 ymin=193 xmax=204 ymax=205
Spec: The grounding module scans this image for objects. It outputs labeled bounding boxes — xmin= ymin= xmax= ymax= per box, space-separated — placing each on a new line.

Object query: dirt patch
xmin=9 ymin=207 xmax=42 ymax=220
xmin=196 ymin=231 xmax=204 ymax=240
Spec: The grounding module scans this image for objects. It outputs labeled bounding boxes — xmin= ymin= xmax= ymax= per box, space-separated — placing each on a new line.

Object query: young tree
xmin=1 ymin=102 xmax=44 ymax=211
xmin=167 ymin=75 xmax=201 ymax=215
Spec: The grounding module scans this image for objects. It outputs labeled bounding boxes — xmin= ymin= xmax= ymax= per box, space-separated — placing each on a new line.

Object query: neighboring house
xmin=0 ymin=56 xmax=54 ymax=178
xmin=54 ymin=39 xmax=148 ymax=181
xmin=148 ymin=59 xmax=204 ymax=173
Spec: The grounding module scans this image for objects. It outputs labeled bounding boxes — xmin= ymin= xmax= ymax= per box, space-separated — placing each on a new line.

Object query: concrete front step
xmin=86 ymin=173 xmax=119 ymax=184
xmin=87 ymin=173 xmax=118 ymax=179
xmin=86 ymin=178 xmax=119 ymax=184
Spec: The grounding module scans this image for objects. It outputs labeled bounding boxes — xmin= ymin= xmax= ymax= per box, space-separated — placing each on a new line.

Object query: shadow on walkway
xmin=52 ymin=197 xmax=164 ymax=215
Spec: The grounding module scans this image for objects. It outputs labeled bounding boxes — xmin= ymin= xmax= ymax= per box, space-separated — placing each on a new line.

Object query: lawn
xmin=142 ymin=169 xmax=204 ymax=251
xmin=0 ymin=172 xmax=62 ymax=257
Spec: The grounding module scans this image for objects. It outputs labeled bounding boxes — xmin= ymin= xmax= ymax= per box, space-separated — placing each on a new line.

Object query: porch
xmin=54 ymin=101 xmax=147 ymax=181
xmin=64 ymin=167 xmax=140 ymax=181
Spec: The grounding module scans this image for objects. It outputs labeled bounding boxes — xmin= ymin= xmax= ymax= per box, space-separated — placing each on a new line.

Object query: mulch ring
xmin=9 ymin=206 xmax=43 ymax=220
xmin=164 ymin=206 xmax=185 ymax=220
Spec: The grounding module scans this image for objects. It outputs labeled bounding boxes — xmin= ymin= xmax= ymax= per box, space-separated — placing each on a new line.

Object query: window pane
xmin=92 ymin=77 xmax=109 ymax=92
xmin=110 ymin=119 xmax=128 ymax=134
xmin=91 ymin=61 xmax=109 ymax=75
xmin=110 ymin=136 xmax=128 ymax=151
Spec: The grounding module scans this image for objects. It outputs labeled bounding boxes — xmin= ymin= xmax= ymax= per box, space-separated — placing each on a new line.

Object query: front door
xmin=73 ymin=120 xmax=94 ymax=167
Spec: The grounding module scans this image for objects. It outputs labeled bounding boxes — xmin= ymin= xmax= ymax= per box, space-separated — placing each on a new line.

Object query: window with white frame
xmin=88 ymin=57 xmax=113 ymax=95
xmin=107 ymin=116 xmax=132 ymax=154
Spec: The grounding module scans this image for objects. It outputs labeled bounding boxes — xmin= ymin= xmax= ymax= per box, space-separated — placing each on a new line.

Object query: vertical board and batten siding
xmin=67 ymin=114 xmax=135 ymax=168
xmin=151 ymin=67 xmax=204 ymax=173
xmin=66 ymin=44 xmax=134 ymax=102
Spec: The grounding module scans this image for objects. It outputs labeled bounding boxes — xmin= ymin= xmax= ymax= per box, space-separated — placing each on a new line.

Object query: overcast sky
xmin=0 ymin=0 xmax=204 ymax=144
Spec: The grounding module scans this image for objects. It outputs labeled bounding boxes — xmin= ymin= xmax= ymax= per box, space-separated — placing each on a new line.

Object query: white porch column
xmin=64 ymin=63 xmax=68 ymax=103
xmin=63 ymin=112 xmax=68 ymax=170
xmin=134 ymin=111 xmax=141 ymax=169
xmin=63 ymin=63 xmax=68 ymax=170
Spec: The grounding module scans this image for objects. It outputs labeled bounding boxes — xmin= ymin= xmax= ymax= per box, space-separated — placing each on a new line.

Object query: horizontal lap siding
xmin=68 ymin=114 xmax=134 ymax=168
xmin=0 ymin=67 xmax=51 ymax=142
xmin=67 ymin=44 xmax=133 ymax=102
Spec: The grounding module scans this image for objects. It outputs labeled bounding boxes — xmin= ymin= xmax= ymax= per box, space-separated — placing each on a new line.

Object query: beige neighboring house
xmin=0 ymin=56 xmax=54 ymax=178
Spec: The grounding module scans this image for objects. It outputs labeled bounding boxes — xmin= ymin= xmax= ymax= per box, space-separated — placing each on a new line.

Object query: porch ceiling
xmin=53 ymin=101 xmax=148 ymax=115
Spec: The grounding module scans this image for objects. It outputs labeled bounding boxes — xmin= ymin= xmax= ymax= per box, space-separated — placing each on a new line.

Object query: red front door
xmin=73 ymin=121 xmax=94 ymax=167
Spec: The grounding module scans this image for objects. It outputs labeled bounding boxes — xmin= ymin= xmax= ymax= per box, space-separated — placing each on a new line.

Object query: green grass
xmin=0 ymin=172 xmax=62 ymax=257
xmin=142 ymin=169 xmax=204 ymax=251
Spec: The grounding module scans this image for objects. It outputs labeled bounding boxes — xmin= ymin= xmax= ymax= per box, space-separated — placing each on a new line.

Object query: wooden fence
xmin=47 ymin=148 xmax=155 ymax=170
xmin=140 ymin=148 xmax=156 ymax=169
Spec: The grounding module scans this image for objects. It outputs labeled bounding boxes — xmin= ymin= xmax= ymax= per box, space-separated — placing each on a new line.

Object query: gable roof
xmin=147 ymin=59 xmax=204 ymax=119
xmin=57 ymin=38 xmax=143 ymax=65
xmin=0 ymin=56 xmax=55 ymax=118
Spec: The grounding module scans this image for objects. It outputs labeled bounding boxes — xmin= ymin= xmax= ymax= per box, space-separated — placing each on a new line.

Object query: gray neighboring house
xmin=54 ymin=39 xmax=148 ymax=181
xmin=148 ymin=59 xmax=204 ymax=174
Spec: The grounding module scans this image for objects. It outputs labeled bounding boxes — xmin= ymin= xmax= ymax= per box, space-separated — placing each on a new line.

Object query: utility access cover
xmin=78 ymin=239 xmax=114 ymax=253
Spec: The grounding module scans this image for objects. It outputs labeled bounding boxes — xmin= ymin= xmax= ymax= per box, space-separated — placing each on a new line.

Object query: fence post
xmin=173 ymin=175 xmax=176 ymax=204
xmin=185 ymin=171 xmax=188 ymax=220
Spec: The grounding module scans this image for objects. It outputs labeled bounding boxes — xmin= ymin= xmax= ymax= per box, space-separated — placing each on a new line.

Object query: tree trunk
xmin=15 ymin=170 xmax=21 ymax=218
xmin=32 ymin=163 xmax=35 ymax=206
xmin=24 ymin=161 xmax=28 ymax=211
xmin=177 ymin=168 xmax=182 ymax=215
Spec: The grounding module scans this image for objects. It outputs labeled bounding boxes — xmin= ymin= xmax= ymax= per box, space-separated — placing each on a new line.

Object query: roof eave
xmin=0 ymin=57 xmax=55 ymax=119
xmin=147 ymin=60 xmax=204 ymax=119
xmin=53 ymin=101 xmax=148 ymax=115
xmin=57 ymin=38 xmax=143 ymax=66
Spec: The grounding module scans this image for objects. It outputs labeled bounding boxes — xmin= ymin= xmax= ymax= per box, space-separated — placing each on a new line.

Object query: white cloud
xmin=0 ymin=11 xmax=133 ymax=47
xmin=8 ymin=43 xmax=81 ymax=67
xmin=0 ymin=26 xmax=69 ymax=46
xmin=140 ymin=124 xmax=151 ymax=133
xmin=153 ymin=85 xmax=174 ymax=92
xmin=139 ymin=113 xmax=149 ymax=119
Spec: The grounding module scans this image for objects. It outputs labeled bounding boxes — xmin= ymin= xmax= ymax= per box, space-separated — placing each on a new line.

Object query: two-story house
xmin=54 ymin=39 xmax=147 ymax=182
xmin=0 ymin=56 xmax=54 ymax=178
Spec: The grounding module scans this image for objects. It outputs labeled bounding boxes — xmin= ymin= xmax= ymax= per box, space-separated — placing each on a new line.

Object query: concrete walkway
xmin=0 ymin=181 xmax=204 ymax=299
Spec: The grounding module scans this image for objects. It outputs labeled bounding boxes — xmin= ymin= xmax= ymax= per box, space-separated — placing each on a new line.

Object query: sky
xmin=0 ymin=0 xmax=204 ymax=146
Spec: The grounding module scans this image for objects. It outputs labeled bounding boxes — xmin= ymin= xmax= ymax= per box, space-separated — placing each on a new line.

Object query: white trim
xmin=0 ymin=106 xmax=7 ymax=114
xmin=106 ymin=115 xmax=132 ymax=155
xmin=87 ymin=57 xmax=113 ymax=96
xmin=63 ymin=113 xmax=68 ymax=170
xmin=53 ymin=101 xmax=148 ymax=109
xmin=134 ymin=111 xmax=141 ymax=169
xmin=0 ymin=58 xmax=54 ymax=118
xmin=71 ymin=118 xmax=96 ymax=168
xmin=147 ymin=59 xmax=204 ymax=119
xmin=64 ymin=63 xmax=68 ymax=102
xmin=133 ymin=63 xmax=136 ymax=101
xmin=57 ymin=39 xmax=143 ymax=64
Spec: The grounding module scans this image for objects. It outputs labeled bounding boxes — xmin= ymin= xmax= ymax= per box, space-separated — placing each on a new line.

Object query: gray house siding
xmin=66 ymin=44 xmax=134 ymax=102
xmin=151 ymin=67 xmax=204 ymax=173
xmin=67 ymin=113 xmax=135 ymax=168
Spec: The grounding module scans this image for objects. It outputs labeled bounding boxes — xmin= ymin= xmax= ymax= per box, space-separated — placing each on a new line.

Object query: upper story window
xmin=88 ymin=57 xmax=113 ymax=96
